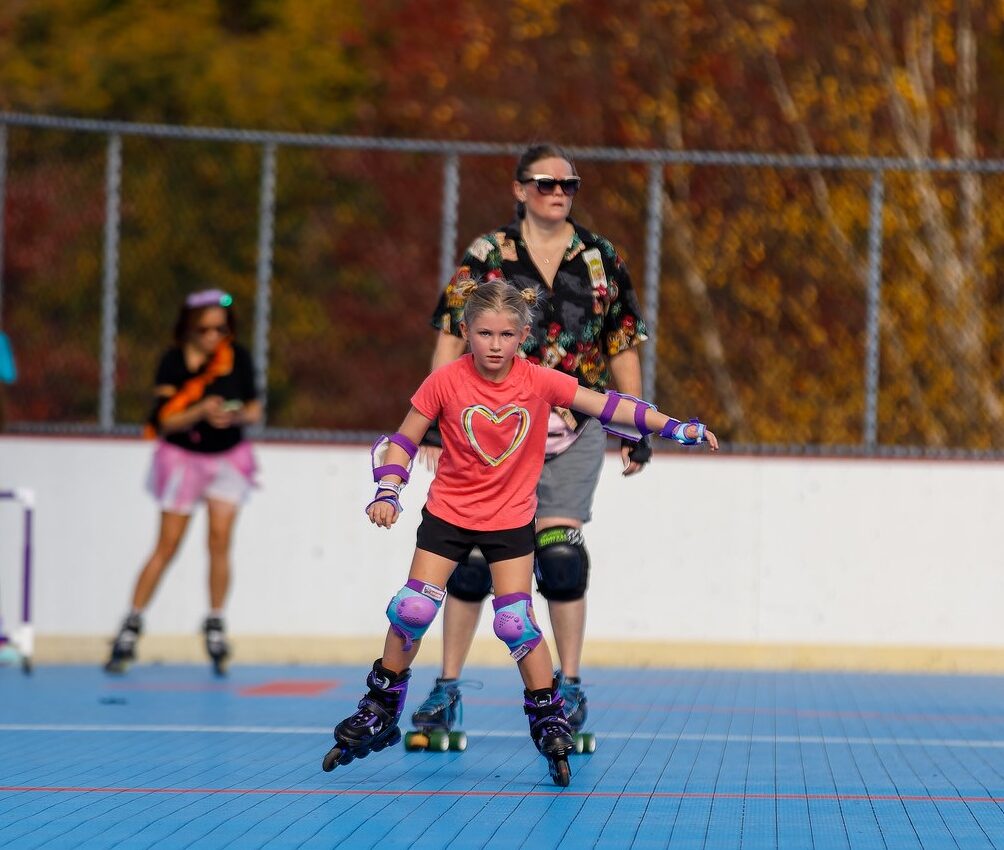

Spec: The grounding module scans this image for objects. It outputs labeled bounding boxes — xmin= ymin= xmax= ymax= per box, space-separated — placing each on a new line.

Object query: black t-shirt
xmin=151 ymin=344 xmax=258 ymax=453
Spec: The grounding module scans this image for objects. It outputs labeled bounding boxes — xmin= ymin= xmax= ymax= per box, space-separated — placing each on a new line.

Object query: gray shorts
xmin=536 ymin=417 xmax=606 ymax=523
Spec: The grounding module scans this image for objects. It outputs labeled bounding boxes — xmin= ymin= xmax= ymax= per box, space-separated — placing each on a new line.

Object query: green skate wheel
xmin=427 ymin=730 xmax=450 ymax=752
xmin=404 ymin=731 xmax=429 ymax=751
xmin=580 ymin=732 xmax=596 ymax=754
xmin=448 ymin=730 xmax=468 ymax=752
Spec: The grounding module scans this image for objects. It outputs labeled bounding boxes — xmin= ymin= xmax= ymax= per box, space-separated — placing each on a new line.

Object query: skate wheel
xmin=104 ymin=660 xmax=128 ymax=675
xmin=404 ymin=731 xmax=429 ymax=751
xmin=21 ymin=658 xmax=32 ymax=675
xmin=574 ymin=732 xmax=596 ymax=754
xmin=382 ymin=727 xmax=402 ymax=750
xmin=448 ymin=730 xmax=467 ymax=752
xmin=322 ymin=746 xmax=343 ymax=772
xmin=550 ymin=757 xmax=571 ymax=787
xmin=427 ymin=730 xmax=450 ymax=752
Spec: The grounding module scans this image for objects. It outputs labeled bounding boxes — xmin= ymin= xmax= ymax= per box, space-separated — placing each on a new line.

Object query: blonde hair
xmin=457 ymin=277 xmax=538 ymax=328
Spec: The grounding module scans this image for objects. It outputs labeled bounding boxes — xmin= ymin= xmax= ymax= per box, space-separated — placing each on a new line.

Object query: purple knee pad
xmin=386 ymin=579 xmax=444 ymax=651
xmin=492 ymin=592 xmax=543 ymax=661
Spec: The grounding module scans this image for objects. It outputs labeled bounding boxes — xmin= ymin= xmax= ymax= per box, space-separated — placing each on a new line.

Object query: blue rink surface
xmin=4 ymin=666 xmax=1004 ymax=849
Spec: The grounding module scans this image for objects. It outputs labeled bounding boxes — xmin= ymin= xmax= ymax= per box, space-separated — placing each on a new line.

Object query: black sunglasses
xmin=195 ymin=323 xmax=229 ymax=336
xmin=519 ymin=174 xmax=581 ymax=196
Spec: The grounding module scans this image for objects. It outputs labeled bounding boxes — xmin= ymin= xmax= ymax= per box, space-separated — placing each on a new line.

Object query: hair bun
xmin=455 ymin=279 xmax=479 ymax=299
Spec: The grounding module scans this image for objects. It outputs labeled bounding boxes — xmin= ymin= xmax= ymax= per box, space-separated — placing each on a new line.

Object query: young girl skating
xmin=322 ymin=278 xmax=718 ymax=786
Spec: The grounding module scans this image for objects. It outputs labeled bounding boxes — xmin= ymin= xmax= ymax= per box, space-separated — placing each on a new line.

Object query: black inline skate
xmin=405 ymin=677 xmax=478 ymax=752
xmin=322 ymin=660 xmax=411 ymax=772
xmin=555 ymin=670 xmax=596 ymax=754
xmin=524 ymin=683 xmax=575 ymax=787
xmin=104 ymin=613 xmax=143 ymax=674
xmin=203 ymin=616 xmax=230 ymax=677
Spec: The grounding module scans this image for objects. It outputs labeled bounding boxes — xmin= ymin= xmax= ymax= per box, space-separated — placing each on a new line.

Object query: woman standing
xmin=104 ymin=289 xmax=261 ymax=675
xmin=416 ymin=143 xmax=650 ymax=750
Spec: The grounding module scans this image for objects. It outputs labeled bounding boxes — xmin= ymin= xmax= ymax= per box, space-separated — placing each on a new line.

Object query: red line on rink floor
xmin=4 ymin=786 xmax=1004 ymax=803
xmin=237 ymin=680 xmax=341 ymax=697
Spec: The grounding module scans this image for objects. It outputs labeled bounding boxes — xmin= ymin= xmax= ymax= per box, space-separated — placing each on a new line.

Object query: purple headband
xmin=185 ymin=289 xmax=233 ymax=309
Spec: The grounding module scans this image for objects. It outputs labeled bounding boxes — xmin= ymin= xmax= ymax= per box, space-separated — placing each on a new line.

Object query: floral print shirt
xmin=431 ymin=218 xmax=648 ymax=392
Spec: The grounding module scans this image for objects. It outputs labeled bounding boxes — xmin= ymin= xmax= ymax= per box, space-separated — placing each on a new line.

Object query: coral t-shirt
xmin=411 ymin=354 xmax=579 ymax=530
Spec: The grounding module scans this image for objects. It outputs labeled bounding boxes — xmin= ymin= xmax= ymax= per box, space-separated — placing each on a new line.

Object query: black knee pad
xmin=534 ymin=527 xmax=589 ymax=602
xmin=446 ymin=546 xmax=492 ymax=602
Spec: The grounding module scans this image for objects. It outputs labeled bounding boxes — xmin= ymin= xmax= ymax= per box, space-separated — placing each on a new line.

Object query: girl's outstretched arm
xmin=570 ymin=386 xmax=720 ymax=451
xmin=367 ymin=407 xmax=434 ymax=528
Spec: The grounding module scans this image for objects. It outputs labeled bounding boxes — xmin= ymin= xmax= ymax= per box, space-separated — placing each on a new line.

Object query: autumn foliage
xmin=2 ymin=1 xmax=1003 ymax=450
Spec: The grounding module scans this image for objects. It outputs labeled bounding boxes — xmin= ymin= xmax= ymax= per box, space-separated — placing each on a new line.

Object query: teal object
xmin=0 ymin=332 xmax=15 ymax=383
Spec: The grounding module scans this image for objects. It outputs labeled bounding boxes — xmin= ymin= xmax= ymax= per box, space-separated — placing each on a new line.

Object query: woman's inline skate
xmin=524 ymin=682 xmax=575 ymax=787
xmin=322 ymin=659 xmax=411 ymax=772
xmin=555 ymin=669 xmax=596 ymax=754
xmin=104 ymin=613 xmax=143 ymax=674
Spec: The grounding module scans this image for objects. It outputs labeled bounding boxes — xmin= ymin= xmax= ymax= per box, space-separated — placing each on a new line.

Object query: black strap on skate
xmin=358 ymin=692 xmax=398 ymax=726
xmin=524 ymin=700 xmax=572 ymax=739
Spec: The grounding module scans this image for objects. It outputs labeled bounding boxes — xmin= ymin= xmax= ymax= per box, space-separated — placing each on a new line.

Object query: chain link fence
xmin=2 ymin=111 xmax=1004 ymax=456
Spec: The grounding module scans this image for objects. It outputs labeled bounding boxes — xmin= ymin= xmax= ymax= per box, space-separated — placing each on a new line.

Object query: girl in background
xmin=105 ymin=289 xmax=261 ymax=676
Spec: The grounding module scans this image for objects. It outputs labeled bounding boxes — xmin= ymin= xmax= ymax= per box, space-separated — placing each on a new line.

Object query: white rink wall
xmin=1 ymin=436 xmax=1004 ymax=665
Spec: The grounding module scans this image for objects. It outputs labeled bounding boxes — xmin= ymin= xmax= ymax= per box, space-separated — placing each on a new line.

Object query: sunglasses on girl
xmin=519 ymin=174 xmax=581 ymax=196
xmin=196 ymin=324 xmax=229 ymax=336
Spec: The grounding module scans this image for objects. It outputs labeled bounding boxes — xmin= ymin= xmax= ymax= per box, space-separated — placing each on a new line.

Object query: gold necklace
xmin=522 ymin=224 xmax=567 ymax=265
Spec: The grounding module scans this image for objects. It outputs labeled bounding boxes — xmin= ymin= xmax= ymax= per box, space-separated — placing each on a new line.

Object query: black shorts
xmin=416 ymin=508 xmax=535 ymax=563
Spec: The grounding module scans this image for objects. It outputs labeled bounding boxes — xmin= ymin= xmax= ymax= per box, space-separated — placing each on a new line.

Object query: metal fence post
xmin=253 ymin=142 xmax=277 ymax=430
xmin=438 ymin=154 xmax=460 ymax=289
xmin=642 ymin=162 xmax=665 ymax=402
xmin=0 ymin=124 xmax=7 ymax=326
xmin=863 ymin=169 xmax=885 ymax=448
xmin=99 ymin=133 xmax=122 ymax=432
xmin=8 ymin=109 xmax=1004 ymax=455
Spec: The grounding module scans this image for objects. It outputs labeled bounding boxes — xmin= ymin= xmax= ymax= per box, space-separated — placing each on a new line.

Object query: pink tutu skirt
xmin=545 ymin=410 xmax=581 ymax=458
xmin=147 ymin=441 xmax=258 ymax=515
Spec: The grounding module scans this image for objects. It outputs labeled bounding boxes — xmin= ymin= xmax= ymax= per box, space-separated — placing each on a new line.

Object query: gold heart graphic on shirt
xmin=461 ymin=404 xmax=531 ymax=467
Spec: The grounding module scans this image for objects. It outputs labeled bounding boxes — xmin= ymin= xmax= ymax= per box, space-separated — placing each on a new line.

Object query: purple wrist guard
xmin=660 ymin=417 xmax=707 ymax=445
xmin=598 ymin=391 xmax=656 ymax=443
xmin=374 ymin=463 xmax=410 ymax=482
xmin=365 ymin=492 xmax=402 ymax=515
xmin=371 ymin=433 xmax=418 ymax=484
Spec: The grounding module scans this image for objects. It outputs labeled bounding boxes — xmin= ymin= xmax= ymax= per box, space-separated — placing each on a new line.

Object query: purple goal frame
xmin=0 ymin=488 xmax=34 ymax=671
